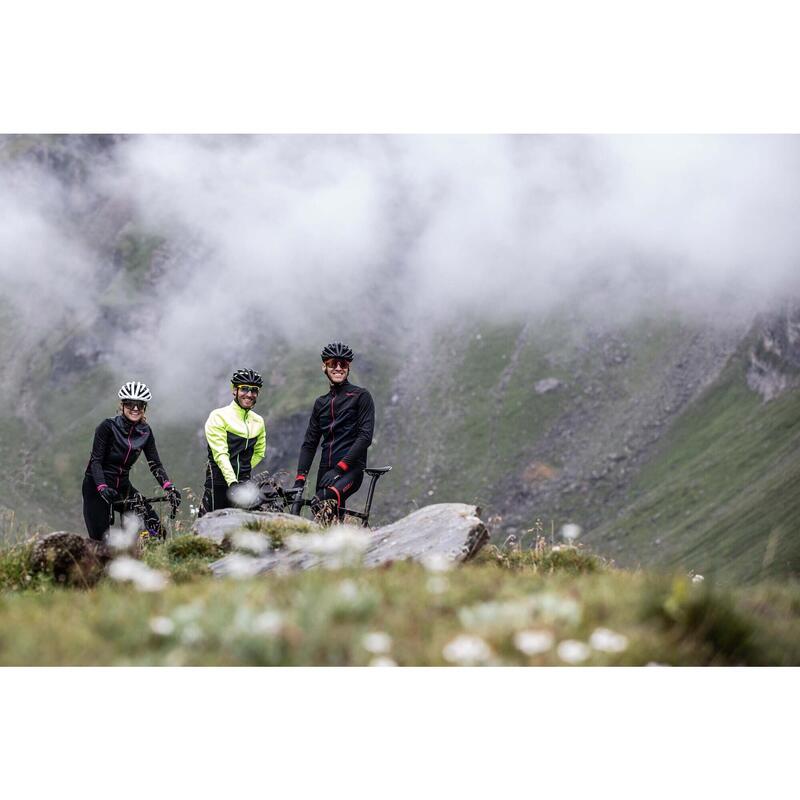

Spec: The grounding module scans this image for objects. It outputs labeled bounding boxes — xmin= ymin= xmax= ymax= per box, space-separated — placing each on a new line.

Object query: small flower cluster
xmin=286 ymin=527 xmax=370 ymax=569
xmin=362 ymin=630 xmax=397 ymax=666
xmin=108 ymin=556 xmax=168 ymax=592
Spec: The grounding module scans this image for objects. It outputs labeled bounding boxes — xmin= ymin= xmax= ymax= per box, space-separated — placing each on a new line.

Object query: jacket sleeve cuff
xmin=97 ymin=484 xmax=108 ymax=492
xmin=295 ymin=473 xmax=306 ymax=482
xmin=337 ymin=460 xmax=349 ymax=472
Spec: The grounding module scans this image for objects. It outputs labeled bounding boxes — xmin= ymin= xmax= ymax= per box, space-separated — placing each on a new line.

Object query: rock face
xmin=747 ymin=304 xmax=800 ymax=401
xmin=30 ymin=532 xmax=111 ymax=587
xmin=196 ymin=503 xmax=490 ymax=577
xmin=534 ymin=378 xmax=563 ymax=395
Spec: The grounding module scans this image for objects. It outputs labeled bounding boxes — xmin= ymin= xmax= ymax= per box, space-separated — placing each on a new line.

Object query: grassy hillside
xmin=593 ymin=347 xmax=800 ymax=582
xmin=1 ymin=536 xmax=798 ymax=666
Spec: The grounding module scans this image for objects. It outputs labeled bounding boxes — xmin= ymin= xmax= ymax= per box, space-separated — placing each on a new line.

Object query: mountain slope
xmin=590 ymin=344 xmax=800 ymax=581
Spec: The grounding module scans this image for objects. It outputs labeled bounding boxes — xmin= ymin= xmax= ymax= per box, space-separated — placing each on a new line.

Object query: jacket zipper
xmin=238 ymin=408 xmax=250 ymax=480
xmin=328 ymin=391 xmax=336 ymax=467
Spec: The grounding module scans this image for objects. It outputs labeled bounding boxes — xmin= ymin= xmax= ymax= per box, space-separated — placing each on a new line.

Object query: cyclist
xmin=292 ymin=342 xmax=375 ymax=520
xmin=199 ymin=368 xmax=267 ymax=515
xmin=82 ymin=381 xmax=181 ymax=541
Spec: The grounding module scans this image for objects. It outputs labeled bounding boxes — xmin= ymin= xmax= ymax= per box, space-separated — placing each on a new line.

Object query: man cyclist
xmin=292 ymin=342 xmax=375 ymax=521
xmin=199 ymin=368 xmax=267 ymax=515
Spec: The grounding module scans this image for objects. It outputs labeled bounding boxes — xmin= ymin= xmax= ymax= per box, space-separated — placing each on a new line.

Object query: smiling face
xmin=322 ymin=357 xmax=351 ymax=385
xmin=121 ymin=400 xmax=146 ymax=423
xmin=233 ymin=384 xmax=259 ymax=409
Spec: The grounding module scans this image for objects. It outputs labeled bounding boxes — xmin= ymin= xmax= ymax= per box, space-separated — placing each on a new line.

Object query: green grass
xmin=594 ymin=349 xmax=800 ymax=582
xmin=0 ymin=537 xmax=798 ymax=665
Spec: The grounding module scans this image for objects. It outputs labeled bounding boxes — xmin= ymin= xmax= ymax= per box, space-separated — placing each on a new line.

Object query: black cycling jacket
xmin=296 ymin=380 xmax=375 ymax=477
xmin=84 ymin=415 xmax=171 ymax=491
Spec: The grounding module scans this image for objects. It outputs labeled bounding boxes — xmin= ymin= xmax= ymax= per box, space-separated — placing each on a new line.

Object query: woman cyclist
xmin=82 ymin=381 xmax=181 ymax=541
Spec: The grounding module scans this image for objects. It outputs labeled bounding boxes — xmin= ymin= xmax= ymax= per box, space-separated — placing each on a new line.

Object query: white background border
xmin=1 ymin=1 xmax=798 ymax=796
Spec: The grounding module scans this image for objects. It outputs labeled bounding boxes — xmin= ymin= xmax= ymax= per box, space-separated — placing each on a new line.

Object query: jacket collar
xmin=114 ymin=414 xmax=146 ymax=435
xmin=329 ymin=379 xmax=351 ymax=395
xmin=229 ymin=399 xmax=252 ymax=418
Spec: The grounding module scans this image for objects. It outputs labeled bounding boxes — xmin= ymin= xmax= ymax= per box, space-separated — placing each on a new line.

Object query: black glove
xmin=165 ymin=485 xmax=182 ymax=518
xmin=98 ymin=486 xmax=119 ymax=504
xmin=319 ymin=468 xmax=340 ymax=488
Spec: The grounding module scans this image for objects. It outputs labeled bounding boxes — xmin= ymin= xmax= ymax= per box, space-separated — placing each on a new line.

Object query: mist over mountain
xmin=1 ymin=134 xmax=799 ymax=582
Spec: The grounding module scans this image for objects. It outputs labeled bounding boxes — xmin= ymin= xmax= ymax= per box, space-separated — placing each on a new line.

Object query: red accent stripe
xmin=328 ymin=395 xmax=335 ymax=466
xmin=295 ymin=474 xmax=306 ymax=482
xmin=337 ymin=460 xmax=349 ymax=472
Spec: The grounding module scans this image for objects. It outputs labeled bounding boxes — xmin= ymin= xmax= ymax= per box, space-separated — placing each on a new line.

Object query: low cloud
xmin=2 ymin=134 xmax=799 ymax=413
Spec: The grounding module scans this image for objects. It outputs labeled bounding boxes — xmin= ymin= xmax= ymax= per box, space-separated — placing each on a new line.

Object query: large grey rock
xmin=363 ymin=503 xmax=488 ymax=566
xmin=203 ymin=503 xmax=489 ymax=578
xmin=193 ymin=509 xmax=318 ymax=545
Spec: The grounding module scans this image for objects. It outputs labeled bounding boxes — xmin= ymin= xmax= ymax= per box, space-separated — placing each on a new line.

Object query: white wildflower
xmin=426 ymin=575 xmax=449 ymax=595
xmin=149 ymin=616 xmax=175 ymax=637
xmin=338 ymin=579 xmax=359 ymax=601
xmin=420 ymin=552 xmax=454 ymax=573
xmin=692 ymin=574 xmax=705 ymax=584
xmin=252 ymin=610 xmax=284 ymax=636
xmin=514 ymin=629 xmax=555 ymax=656
xmin=228 ymin=481 xmax=261 ymax=509
xmin=589 ymin=627 xmax=629 ymax=653
xmin=286 ymin=528 xmax=370 ymax=568
xmin=221 ymin=552 xmax=263 ymax=579
xmin=557 ymin=639 xmax=591 ymax=664
xmin=369 ymin=656 xmax=398 ymax=667
xmin=107 ymin=513 xmax=141 ymax=552
xmin=442 ymin=634 xmax=493 ymax=665
xmin=560 ymin=523 xmax=582 ymax=542
xmin=231 ymin=530 xmax=271 ymax=555
xmin=362 ymin=631 xmax=392 ymax=654
xmin=107 ymin=556 xmax=168 ymax=592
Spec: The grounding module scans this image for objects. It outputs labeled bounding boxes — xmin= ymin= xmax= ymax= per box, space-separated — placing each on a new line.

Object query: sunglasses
xmin=324 ymin=358 xmax=351 ymax=370
xmin=122 ymin=400 xmax=147 ymax=410
xmin=237 ymin=385 xmax=260 ymax=395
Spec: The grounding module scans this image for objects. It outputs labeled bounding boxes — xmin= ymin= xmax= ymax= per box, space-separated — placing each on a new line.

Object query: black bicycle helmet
xmin=320 ymin=342 xmax=354 ymax=362
xmin=231 ymin=368 xmax=263 ymax=387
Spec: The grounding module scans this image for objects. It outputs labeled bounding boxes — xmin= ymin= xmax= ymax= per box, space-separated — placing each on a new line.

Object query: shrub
xmin=166 ymin=535 xmax=223 ymax=561
xmin=474 ymin=542 xmax=609 ymax=575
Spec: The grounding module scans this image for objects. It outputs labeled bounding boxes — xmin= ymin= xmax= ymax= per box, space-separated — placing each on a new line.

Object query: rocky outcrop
xmin=30 ymin=532 xmax=111 ymax=587
xmin=196 ymin=503 xmax=490 ymax=577
xmin=747 ymin=304 xmax=800 ymax=401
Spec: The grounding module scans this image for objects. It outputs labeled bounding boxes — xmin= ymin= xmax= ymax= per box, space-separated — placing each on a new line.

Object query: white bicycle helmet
xmin=118 ymin=381 xmax=152 ymax=403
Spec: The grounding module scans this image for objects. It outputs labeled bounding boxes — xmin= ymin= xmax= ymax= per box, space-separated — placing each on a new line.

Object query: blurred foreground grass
xmin=1 ymin=536 xmax=798 ymax=666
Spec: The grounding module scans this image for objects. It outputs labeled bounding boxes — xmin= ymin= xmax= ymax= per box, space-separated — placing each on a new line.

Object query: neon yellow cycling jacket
xmin=204 ymin=401 xmax=266 ymax=486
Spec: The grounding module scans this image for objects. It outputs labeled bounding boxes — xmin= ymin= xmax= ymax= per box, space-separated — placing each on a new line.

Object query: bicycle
xmin=251 ymin=467 xmax=393 ymax=527
xmin=107 ymin=492 xmax=174 ymax=542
